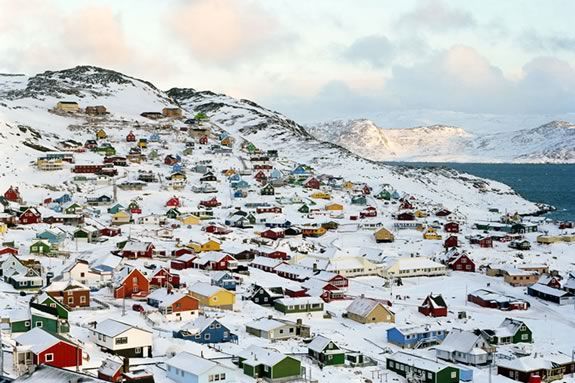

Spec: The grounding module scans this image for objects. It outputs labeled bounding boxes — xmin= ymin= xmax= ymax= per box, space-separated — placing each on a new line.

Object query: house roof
xmin=346 ymin=297 xmax=391 ymax=317
xmin=250 ymin=256 xmax=284 ymax=268
xmin=307 ymin=335 xmax=334 ymax=353
xmin=275 ymin=297 xmax=324 ymax=306
xmin=166 ymin=351 xmax=228 ymax=376
xmin=13 ymin=365 xmax=108 ymax=382
xmin=246 ymin=318 xmax=287 ymax=332
xmin=389 ymin=351 xmax=450 ymax=373
xmin=15 ymin=328 xmax=63 ymax=354
xmin=147 ymin=288 xmax=191 ymax=307
xmin=44 ymin=279 xmax=89 ymax=292
xmin=98 ymin=358 xmax=123 ymax=377
xmin=94 ymin=319 xmax=150 ymax=337
xmin=182 ymin=316 xmax=222 ymax=334
xmin=529 ymin=283 xmax=572 ymax=298
xmin=237 ymin=345 xmax=292 ymax=367
xmin=435 ymin=329 xmax=483 ymax=354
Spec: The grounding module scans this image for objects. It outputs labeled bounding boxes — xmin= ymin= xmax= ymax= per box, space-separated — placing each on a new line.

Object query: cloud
xmin=519 ymin=30 xmax=575 ymax=53
xmin=61 ymin=6 xmax=132 ymax=65
xmin=396 ymin=0 xmax=475 ymax=32
xmin=342 ymin=35 xmax=395 ymax=68
xmin=167 ymin=0 xmax=293 ymax=65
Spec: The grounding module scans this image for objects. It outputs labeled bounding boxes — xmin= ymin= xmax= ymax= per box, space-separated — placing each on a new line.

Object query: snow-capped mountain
xmin=0 ymin=66 xmax=545 ymax=217
xmin=307 ymin=119 xmax=575 ymax=163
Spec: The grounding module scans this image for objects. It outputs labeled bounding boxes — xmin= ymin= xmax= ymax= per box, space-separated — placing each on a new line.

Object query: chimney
xmin=123 ymin=357 xmax=130 ymax=374
xmin=313 ymin=263 xmax=318 ymax=272
xmin=268 ymin=315 xmax=273 ymax=320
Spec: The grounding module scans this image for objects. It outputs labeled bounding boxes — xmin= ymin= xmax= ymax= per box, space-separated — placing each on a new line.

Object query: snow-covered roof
xmin=307 ymin=335 xmax=333 ymax=353
xmin=529 ymin=283 xmax=571 ymax=297
xmin=189 ymin=282 xmax=224 ymax=297
xmin=435 ymin=329 xmax=483 ymax=354
xmin=166 ymin=351 xmax=227 ymax=376
xmin=237 ymin=345 xmax=291 ymax=367
xmin=250 ymin=256 xmax=284 ymax=268
xmin=15 ymin=327 xmax=61 ymax=354
xmin=346 ymin=297 xmax=390 ymax=317
xmin=94 ymin=319 xmax=150 ymax=337
xmin=246 ymin=318 xmax=287 ymax=332
xmin=389 ymin=351 xmax=449 ymax=372
xmin=98 ymin=358 xmax=122 ymax=377
xmin=275 ymin=297 xmax=324 ymax=306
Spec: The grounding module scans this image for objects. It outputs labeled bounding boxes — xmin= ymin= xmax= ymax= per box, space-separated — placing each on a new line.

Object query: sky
xmin=1 ymin=0 xmax=574 ymax=126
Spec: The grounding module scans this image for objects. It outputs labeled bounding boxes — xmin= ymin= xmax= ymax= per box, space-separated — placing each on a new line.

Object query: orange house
xmin=114 ymin=269 xmax=150 ymax=299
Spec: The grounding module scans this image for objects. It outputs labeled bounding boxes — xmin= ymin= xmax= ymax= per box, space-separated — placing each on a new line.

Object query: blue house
xmin=269 ymin=169 xmax=283 ymax=180
xmin=107 ymin=203 xmax=125 ymax=214
xmin=149 ymin=133 xmax=160 ymax=142
xmin=387 ymin=325 xmax=448 ymax=349
xmin=166 ymin=352 xmax=235 ymax=383
xmin=265 ymin=220 xmax=292 ymax=229
xmin=219 ymin=132 xmax=230 ymax=140
xmin=391 ymin=190 xmax=401 ymax=200
xmin=231 ymin=180 xmax=250 ymax=190
xmin=36 ymin=230 xmax=64 ymax=245
xmin=233 ymin=190 xmax=247 ymax=199
xmin=173 ymin=316 xmax=237 ymax=344
xmin=211 ymin=271 xmax=237 ymax=291
xmin=172 ymin=163 xmax=183 ymax=173
xmin=228 ymin=174 xmax=241 ymax=182
xmin=54 ymin=194 xmax=72 ymax=204
xmin=291 ymin=165 xmax=309 ymax=176
xmin=49 ymin=203 xmax=63 ymax=213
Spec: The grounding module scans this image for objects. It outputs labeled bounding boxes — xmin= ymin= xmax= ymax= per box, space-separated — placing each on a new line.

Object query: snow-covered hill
xmin=307 ymin=119 xmax=575 ymax=163
xmin=0 ymin=66 xmax=546 ymax=217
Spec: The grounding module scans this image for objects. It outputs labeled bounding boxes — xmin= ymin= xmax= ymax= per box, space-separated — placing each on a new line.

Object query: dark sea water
xmin=397 ymin=163 xmax=575 ymax=221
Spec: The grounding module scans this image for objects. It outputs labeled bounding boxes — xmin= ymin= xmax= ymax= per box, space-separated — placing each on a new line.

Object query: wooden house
xmin=444 ymin=221 xmax=460 ymax=233
xmin=436 ymin=328 xmax=494 ymax=366
xmin=374 ymin=227 xmax=394 ymax=243
xmin=497 ymin=354 xmax=575 ymax=383
xmin=113 ymin=268 xmax=149 ymax=299
xmin=418 ymin=294 xmax=448 ymax=317
xmin=13 ymin=328 xmax=82 ymax=372
xmin=189 ymin=282 xmax=235 ymax=310
xmin=91 ymin=319 xmax=152 ymax=358
xmin=307 ymin=336 xmax=346 ymax=366
xmin=165 ymin=351 xmax=235 ymax=383
xmin=387 ymin=352 xmax=459 ymax=383
xmin=274 ymin=297 xmax=324 ymax=315
xmin=346 ymin=297 xmax=395 ymax=324
xmin=44 ymin=279 xmax=90 ymax=308
xmin=173 ymin=316 xmax=237 ymax=344
xmin=387 ymin=325 xmax=448 ymax=349
xmin=150 ymin=268 xmax=180 ymax=288
xmin=467 ymin=289 xmax=529 ymax=311
xmin=236 ymin=345 xmax=302 ymax=381
xmin=147 ymin=288 xmax=199 ymax=321
xmin=55 ymin=101 xmax=80 ymax=113
xmin=245 ymin=317 xmax=310 ymax=340
xmin=19 ymin=208 xmax=42 ymax=224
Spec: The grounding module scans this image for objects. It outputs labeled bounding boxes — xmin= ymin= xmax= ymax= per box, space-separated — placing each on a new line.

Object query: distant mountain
xmin=306 ymin=119 xmax=575 ymax=163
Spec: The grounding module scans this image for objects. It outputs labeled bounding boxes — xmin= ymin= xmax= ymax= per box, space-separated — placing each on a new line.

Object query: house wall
xmin=38 ymin=341 xmax=82 ymax=368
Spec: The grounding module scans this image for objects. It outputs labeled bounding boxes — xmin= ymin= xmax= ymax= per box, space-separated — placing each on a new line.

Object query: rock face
xmin=306 ymin=119 xmax=575 ymax=163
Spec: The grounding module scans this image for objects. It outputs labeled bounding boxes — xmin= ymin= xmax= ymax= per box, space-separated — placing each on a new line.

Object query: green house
xmin=386 ymin=351 xmax=459 ymax=383
xmin=376 ymin=190 xmax=391 ymax=200
xmin=37 ymin=293 xmax=70 ymax=320
xmin=260 ymin=184 xmax=275 ymax=196
xmin=274 ymin=298 xmax=324 ymax=314
xmin=93 ymin=146 xmax=116 ymax=156
xmin=298 ymin=204 xmax=310 ymax=214
xmin=0 ymin=309 xmax=31 ymax=333
xmin=29 ymin=240 xmax=52 ymax=255
xmin=64 ymin=203 xmax=82 ymax=214
xmin=237 ymin=345 xmax=302 ymax=381
xmin=245 ymin=143 xmax=257 ymax=154
xmin=166 ymin=208 xmax=181 ymax=219
xmin=307 ymin=335 xmax=346 ymax=366
xmin=488 ymin=318 xmax=533 ymax=345
xmin=107 ymin=203 xmax=125 ymax=214
xmin=30 ymin=305 xmax=70 ymax=334
xmin=351 ymin=195 xmax=367 ymax=205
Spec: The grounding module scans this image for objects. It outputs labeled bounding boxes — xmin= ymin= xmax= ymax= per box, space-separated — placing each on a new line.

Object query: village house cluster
xmin=0 ymin=99 xmax=573 ymax=383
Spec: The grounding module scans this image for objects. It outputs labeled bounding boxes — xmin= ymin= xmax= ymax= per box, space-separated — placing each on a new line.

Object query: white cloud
xmin=396 ymin=0 xmax=475 ymax=32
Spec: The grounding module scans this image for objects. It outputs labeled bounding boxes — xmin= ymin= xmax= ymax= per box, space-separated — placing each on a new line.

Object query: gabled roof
xmin=435 ymin=328 xmax=484 ymax=354
xmin=15 ymin=327 xmax=70 ymax=354
xmin=237 ymin=345 xmax=292 ymax=367
xmin=166 ymin=351 xmax=231 ymax=376
xmin=307 ymin=335 xmax=335 ymax=353
xmin=94 ymin=319 xmax=151 ymax=337
xmin=346 ymin=297 xmax=391 ymax=317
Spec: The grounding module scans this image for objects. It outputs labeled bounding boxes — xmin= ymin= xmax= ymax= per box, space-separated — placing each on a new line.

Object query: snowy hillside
xmin=0 ymin=66 xmax=544 ymax=219
xmin=307 ymin=119 xmax=575 ymax=163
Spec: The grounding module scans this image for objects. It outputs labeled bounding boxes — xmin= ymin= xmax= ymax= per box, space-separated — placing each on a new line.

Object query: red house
xmin=192 ymin=252 xmax=237 ymax=271
xmin=396 ymin=212 xmax=416 ymax=221
xmin=471 ymin=236 xmax=493 ymax=248
xmin=418 ymin=294 xmax=448 ymax=317
xmin=260 ymin=228 xmax=285 ymax=240
xmin=448 ymin=252 xmax=476 ymax=272
xmin=254 ymin=170 xmax=268 ymax=183
xmin=126 ymin=131 xmax=136 ymax=142
xmin=303 ymin=177 xmax=320 ymax=189
xmin=199 ymin=197 xmax=221 ymax=208
xmin=444 ymin=235 xmax=459 ymax=249
xmin=100 ymin=227 xmax=122 ymax=237
xmin=261 ymin=250 xmax=289 ymax=260
xmin=444 ymin=221 xmax=460 ymax=233
xmin=0 ymin=247 xmax=18 ymax=256
xmin=399 ymin=201 xmax=414 ymax=210
xmin=204 ymin=224 xmax=232 ymax=235
xmin=436 ymin=209 xmax=452 ymax=217
xmin=19 ymin=207 xmax=42 ymax=224
xmin=360 ymin=206 xmax=377 ymax=218
xmin=120 ymin=241 xmax=155 ymax=258
xmin=164 ymin=155 xmax=178 ymax=166
xmin=256 ymin=206 xmax=282 ymax=214
xmin=14 ymin=328 xmax=82 ymax=369
xmin=150 ymin=268 xmax=181 ymax=288
xmin=166 ymin=197 xmax=181 ymax=207
xmin=313 ymin=271 xmax=349 ymax=289
xmin=170 ymin=253 xmax=197 ymax=270
xmin=4 ymin=186 xmax=22 ymax=203
xmin=199 ymin=135 xmax=208 ymax=145
xmin=114 ymin=268 xmax=150 ymax=299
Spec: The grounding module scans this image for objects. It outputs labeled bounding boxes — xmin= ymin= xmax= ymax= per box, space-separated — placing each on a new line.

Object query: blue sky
xmin=1 ymin=0 xmax=574 ymax=125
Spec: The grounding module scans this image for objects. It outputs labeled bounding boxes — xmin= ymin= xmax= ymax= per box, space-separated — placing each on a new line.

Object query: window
xmin=220 ymin=373 xmax=226 ymax=380
xmin=24 ymin=321 xmax=30 ymax=327
xmin=80 ymin=296 xmax=86 ymax=303
xmin=521 ymin=334 xmax=529 ymax=340
xmin=45 ymin=353 xmax=54 ymax=362
xmin=68 ymin=297 xmax=74 ymax=304
xmin=115 ymin=337 xmax=128 ymax=345
xmin=35 ymin=321 xmax=43 ymax=328
xmin=209 ymin=375 xmax=214 ymax=382
xmin=223 ymin=331 xmax=229 ymax=338
xmin=264 ymin=365 xmax=270 ymax=372
xmin=389 ymin=361 xmax=394 ymax=368
xmin=215 ymin=323 xmax=221 ymax=328
xmin=80 ymin=272 xmax=85 ymax=277
xmin=205 ymin=333 xmax=211 ymax=340
xmin=428 ymin=372 xmax=432 ymax=379
xmin=451 ymin=372 xmax=456 ymax=378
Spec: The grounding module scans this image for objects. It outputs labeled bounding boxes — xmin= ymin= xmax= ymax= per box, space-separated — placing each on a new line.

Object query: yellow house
xmin=346 ymin=297 xmax=395 ymax=324
xmin=342 ymin=181 xmax=354 ymax=190
xmin=325 ymin=203 xmax=344 ymax=211
xmin=111 ymin=211 xmax=131 ymax=225
xmin=96 ymin=129 xmax=107 ymax=139
xmin=224 ymin=169 xmax=236 ymax=177
xmin=179 ymin=215 xmax=201 ymax=225
xmin=301 ymin=226 xmax=327 ymax=237
xmin=185 ymin=241 xmax=202 ymax=253
xmin=137 ymin=139 xmax=148 ymax=149
xmin=374 ymin=227 xmax=395 ymax=243
xmin=310 ymin=191 xmax=331 ymax=200
xmin=189 ymin=282 xmax=235 ymax=310
xmin=0 ymin=223 xmax=7 ymax=234
xmin=415 ymin=210 xmax=428 ymax=218
xmin=423 ymin=227 xmax=442 ymax=240
xmin=201 ymin=239 xmax=221 ymax=252
xmin=36 ymin=158 xmax=63 ymax=171
xmin=221 ymin=137 xmax=233 ymax=147
xmin=55 ymin=101 xmax=79 ymax=113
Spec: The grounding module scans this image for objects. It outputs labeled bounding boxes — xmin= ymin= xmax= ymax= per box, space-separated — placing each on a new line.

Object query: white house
xmin=165 ymin=351 xmax=235 ymax=383
xmin=436 ymin=328 xmax=494 ymax=366
xmin=62 ymin=259 xmax=112 ymax=287
xmin=90 ymin=319 xmax=153 ymax=358
xmin=383 ymin=257 xmax=448 ymax=278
